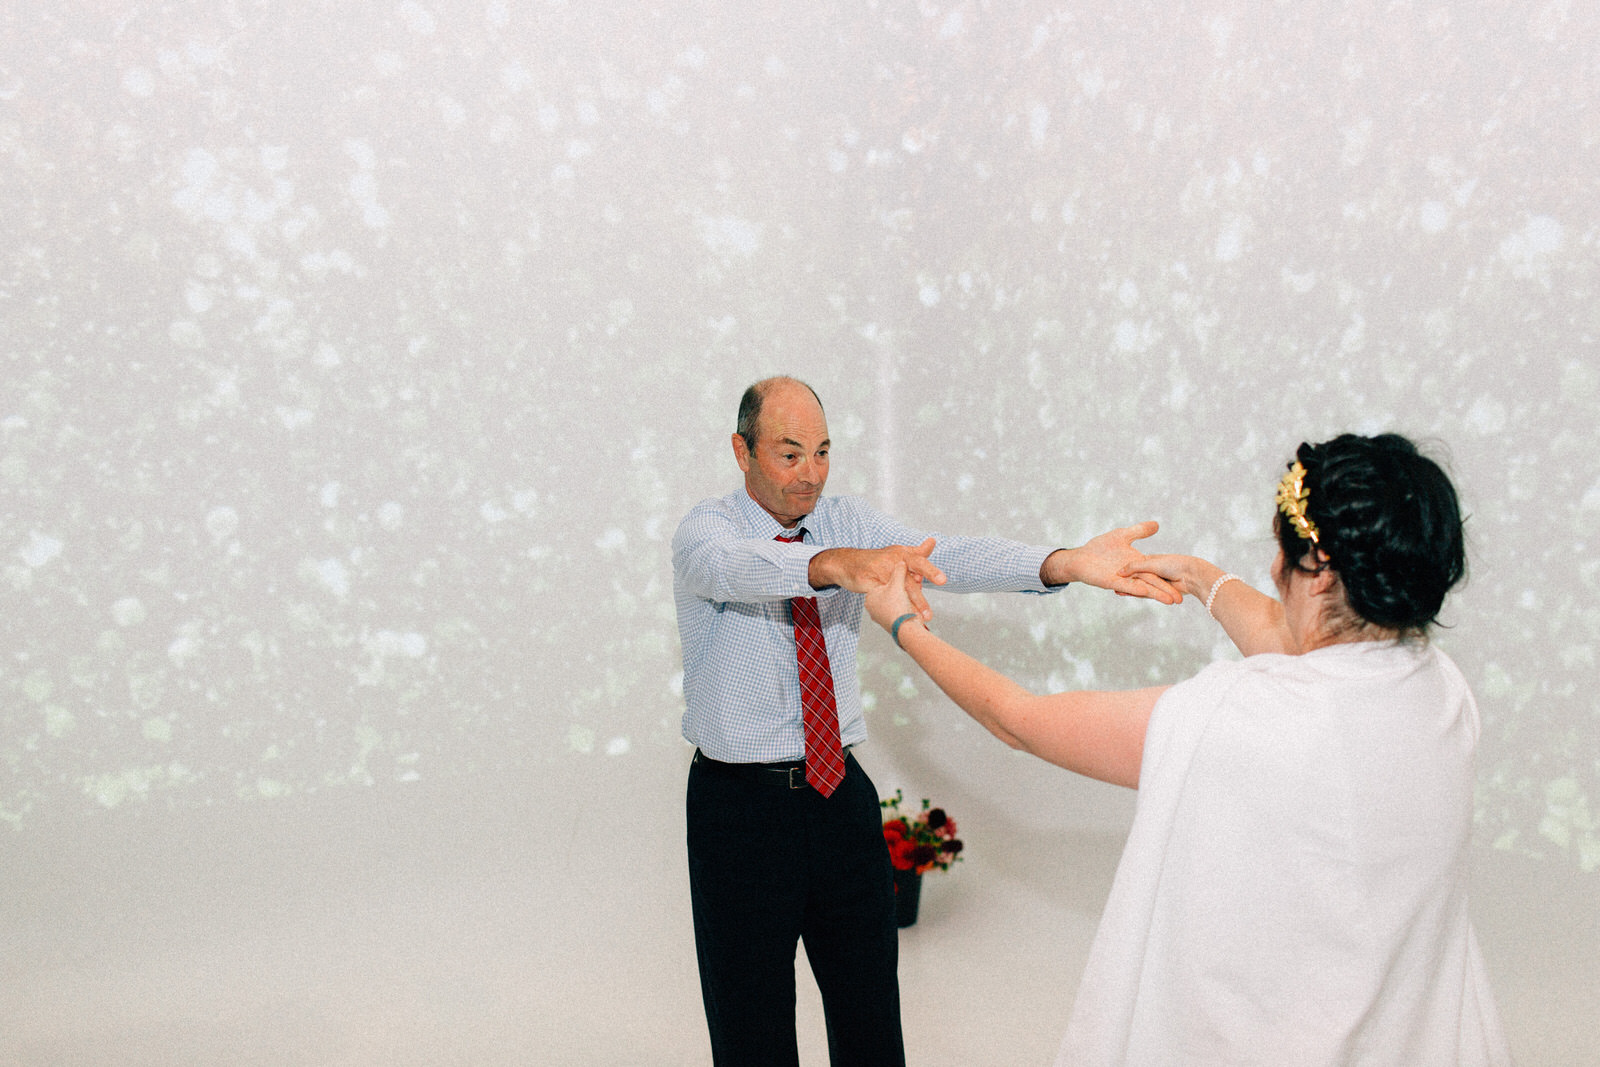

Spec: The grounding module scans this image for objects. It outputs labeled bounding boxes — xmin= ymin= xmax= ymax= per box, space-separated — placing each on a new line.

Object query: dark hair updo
xmin=1275 ymin=433 xmax=1466 ymax=633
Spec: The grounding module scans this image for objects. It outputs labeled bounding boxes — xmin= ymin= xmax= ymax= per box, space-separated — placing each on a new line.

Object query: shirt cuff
xmin=1027 ymin=545 xmax=1068 ymax=593
xmin=779 ymin=541 xmax=828 ymax=595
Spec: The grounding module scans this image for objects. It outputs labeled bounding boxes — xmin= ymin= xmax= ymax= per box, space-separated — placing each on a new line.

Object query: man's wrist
xmin=1041 ymin=547 xmax=1074 ymax=587
xmin=806 ymin=548 xmax=838 ymax=590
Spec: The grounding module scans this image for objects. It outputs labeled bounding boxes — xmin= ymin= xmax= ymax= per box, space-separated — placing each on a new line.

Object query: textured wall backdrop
xmin=2 ymin=1 xmax=1597 ymax=872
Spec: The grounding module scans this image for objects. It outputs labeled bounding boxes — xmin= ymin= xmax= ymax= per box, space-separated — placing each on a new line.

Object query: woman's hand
xmin=864 ymin=559 xmax=922 ymax=632
xmin=1118 ymin=554 xmax=1223 ymax=603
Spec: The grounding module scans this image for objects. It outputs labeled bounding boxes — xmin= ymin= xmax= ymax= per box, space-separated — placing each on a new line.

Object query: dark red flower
xmin=881 ymin=790 xmax=964 ymax=873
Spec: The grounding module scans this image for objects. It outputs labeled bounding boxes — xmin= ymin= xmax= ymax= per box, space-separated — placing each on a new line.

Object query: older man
xmin=672 ymin=376 xmax=1172 ymax=1065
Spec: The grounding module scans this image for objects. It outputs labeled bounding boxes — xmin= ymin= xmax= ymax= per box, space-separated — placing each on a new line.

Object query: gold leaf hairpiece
xmin=1275 ymin=461 xmax=1321 ymax=545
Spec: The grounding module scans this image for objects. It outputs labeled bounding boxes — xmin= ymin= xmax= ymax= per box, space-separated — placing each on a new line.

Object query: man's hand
xmin=809 ymin=538 xmax=946 ymax=621
xmin=1041 ymin=521 xmax=1182 ymax=604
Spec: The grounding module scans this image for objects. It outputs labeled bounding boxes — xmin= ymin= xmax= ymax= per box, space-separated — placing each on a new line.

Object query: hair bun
xmin=1282 ymin=434 xmax=1465 ymax=632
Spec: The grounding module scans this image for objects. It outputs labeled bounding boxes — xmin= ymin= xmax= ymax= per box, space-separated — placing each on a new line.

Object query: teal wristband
xmin=890 ymin=613 xmax=920 ymax=648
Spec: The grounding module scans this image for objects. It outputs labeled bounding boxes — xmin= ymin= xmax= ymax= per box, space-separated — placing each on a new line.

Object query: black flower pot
xmin=893 ymin=867 xmax=923 ymax=927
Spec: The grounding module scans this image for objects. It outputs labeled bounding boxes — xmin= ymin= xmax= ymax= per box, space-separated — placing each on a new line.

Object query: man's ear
xmin=732 ymin=433 xmax=752 ymax=473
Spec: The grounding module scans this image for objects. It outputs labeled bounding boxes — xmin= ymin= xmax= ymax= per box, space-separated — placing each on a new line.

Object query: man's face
xmin=733 ymin=383 xmax=830 ymax=528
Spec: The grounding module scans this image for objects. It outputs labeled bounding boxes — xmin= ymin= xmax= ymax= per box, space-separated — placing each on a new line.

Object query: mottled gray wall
xmin=3 ymin=1 xmax=1596 ymax=872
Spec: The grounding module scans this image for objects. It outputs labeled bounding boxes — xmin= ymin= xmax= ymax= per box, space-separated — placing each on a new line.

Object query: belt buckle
xmin=786 ymin=765 xmax=807 ymax=790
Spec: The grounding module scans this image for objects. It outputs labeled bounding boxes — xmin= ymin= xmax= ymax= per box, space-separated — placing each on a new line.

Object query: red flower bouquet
xmin=880 ymin=789 xmax=964 ymax=875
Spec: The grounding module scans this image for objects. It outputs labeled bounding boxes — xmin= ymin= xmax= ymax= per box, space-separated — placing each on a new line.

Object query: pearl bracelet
xmin=1204 ymin=573 xmax=1241 ymax=619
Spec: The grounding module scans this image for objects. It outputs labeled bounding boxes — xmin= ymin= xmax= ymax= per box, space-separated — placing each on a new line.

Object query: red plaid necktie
xmin=776 ymin=531 xmax=846 ymax=797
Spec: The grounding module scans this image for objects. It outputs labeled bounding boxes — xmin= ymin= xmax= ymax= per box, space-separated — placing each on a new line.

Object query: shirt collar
xmin=734 ymin=484 xmax=813 ymax=540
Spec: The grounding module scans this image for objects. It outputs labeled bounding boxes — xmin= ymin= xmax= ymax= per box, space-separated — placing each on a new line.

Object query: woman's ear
xmin=1308 ymin=558 xmax=1340 ymax=597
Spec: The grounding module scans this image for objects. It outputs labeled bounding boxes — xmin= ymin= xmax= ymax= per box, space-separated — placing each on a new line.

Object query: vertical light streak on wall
xmin=876 ymin=339 xmax=897 ymax=515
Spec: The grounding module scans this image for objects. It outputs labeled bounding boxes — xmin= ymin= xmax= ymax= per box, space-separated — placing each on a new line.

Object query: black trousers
xmin=687 ymin=749 xmax=905 ymax=1067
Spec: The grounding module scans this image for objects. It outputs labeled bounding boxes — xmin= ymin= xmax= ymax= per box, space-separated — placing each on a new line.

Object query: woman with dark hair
xmin=863 ymin=433 xmax=1511 ymax=1066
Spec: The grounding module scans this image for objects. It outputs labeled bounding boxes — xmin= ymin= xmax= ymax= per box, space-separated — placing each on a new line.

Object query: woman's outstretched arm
xmin=865 ymin=563 xmax=1162 ymax=789
xmin=1123 ymin=554 xmax=1293 ymax=656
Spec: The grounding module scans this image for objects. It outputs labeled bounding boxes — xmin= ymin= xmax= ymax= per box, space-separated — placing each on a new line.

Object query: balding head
xmin=736 ymin=377 xmax=825 ymax=457
xmin=731 ymin=377 xmax=831 ymax=527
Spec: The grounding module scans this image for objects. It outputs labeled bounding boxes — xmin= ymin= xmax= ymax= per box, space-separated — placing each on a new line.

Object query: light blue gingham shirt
xmin=672 ymin=486 xmax=1064 ymax=763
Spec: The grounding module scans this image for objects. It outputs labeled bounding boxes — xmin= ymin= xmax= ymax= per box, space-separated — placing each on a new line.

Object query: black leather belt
xmin=693 ymin=749 xmax=850 ymax=790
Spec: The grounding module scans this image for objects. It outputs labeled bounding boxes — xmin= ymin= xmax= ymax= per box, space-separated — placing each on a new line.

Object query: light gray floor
xmin=3 ymin=748 xmax=1595 ymax=1066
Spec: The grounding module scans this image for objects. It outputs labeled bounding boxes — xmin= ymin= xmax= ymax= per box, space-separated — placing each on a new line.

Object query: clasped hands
xmin=809 ymin=538 xmax=949 ymax=622
xmin=809 ymin=522 xmax=1184 ymax=634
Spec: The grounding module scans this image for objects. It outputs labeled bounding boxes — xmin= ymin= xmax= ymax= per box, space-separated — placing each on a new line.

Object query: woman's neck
xmin=1298 ymin=612 xmax=1401 ymax=652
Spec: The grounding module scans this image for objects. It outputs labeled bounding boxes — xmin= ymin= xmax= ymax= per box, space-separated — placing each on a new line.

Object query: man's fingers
xmin=885 ymin=557 xmax=933 ymax=619
xmin=905 ymin=572 xmax=933 ymax=620
xmin=905 ymin=552 xmax=947 ymax=586
xmin=1125 ymin=520 xmax=1160 ymax=543
xmin=905 ymin=538 xmax=945 ymax=586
